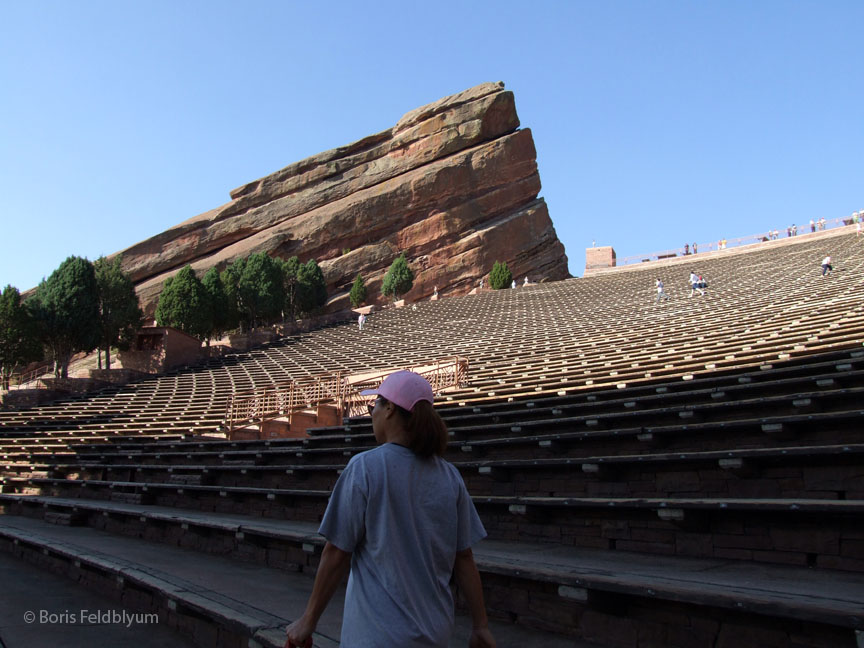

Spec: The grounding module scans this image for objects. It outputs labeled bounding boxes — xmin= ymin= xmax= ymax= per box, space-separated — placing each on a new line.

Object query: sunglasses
xmin=367 ymin=397 xmax=382 ymax=416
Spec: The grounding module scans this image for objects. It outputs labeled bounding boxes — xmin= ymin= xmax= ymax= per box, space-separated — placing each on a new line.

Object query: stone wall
xmin=118 ymin=327 xmax=203 ymax=374
xmin=584 ymin=246 xmax=617 ymax=274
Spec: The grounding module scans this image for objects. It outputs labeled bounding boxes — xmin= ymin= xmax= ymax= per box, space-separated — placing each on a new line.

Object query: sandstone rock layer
xmin=119 ymin=82 xmax=570 ymax=315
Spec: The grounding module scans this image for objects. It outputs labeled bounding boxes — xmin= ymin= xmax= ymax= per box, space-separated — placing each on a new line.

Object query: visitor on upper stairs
xmin=689 ymin=271 xmax=705 ymax=297
xmin=358 ymin=313 xmax=366 ymax=331
xmin=285 ymin=371 xmax=496 ymax=648
xmin=655 ymin=278 xmax=669 ymax=303
xmin=821 ymin=256 xmax=833 ymax=276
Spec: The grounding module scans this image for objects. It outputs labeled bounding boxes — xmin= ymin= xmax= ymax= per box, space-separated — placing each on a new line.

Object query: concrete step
xmin=0 ymin=513 xmax=594 ymax=648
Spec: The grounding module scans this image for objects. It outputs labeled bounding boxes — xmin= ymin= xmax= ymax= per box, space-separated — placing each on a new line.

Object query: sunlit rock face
xmin=117 ymin=82 xmax=570 ymax=315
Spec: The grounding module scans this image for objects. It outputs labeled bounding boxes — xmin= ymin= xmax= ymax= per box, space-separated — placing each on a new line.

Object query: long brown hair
xmin=391 ymin=399 xmax=448 ymax=458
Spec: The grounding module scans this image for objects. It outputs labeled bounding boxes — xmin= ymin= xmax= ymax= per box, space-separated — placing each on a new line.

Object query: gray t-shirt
xmin=319 ymin=443 xmax=487 ymax=647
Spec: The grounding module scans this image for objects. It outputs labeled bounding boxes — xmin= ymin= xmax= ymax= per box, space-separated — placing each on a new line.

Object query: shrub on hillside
xmin=489 ymin=261 xmax=512 ymax=290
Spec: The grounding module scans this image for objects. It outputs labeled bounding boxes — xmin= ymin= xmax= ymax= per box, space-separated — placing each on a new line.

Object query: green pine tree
xmin=155 ymin=266 xmax=211 ymax=340
xmin=94 ymin=256 xmax=143 ymax=369
xmin=0 ymin=285 xmax=42 ymax=388
xmin=381 ymin=253 xmax=414 ymax=301
xmin=296 ymin=259 xmax=328 ymax=316
xmin=278 ymin=256 xmax=302 ymax=322
xmin=349 ymin=274 xmax=367 ymax=308
xmin=221 ymin=258 xmax=246 ymax=331
xmin=202 ymin=267 xmax=233 ymax=343
xmin=31 ymin=256 xmax=101 ymax=378
xmin=236 ymin=253 xmax=285 ymax=328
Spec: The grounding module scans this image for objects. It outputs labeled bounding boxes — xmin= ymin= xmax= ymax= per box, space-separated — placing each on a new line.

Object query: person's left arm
xmin=453 ymin=546 xmax=496 ymax=648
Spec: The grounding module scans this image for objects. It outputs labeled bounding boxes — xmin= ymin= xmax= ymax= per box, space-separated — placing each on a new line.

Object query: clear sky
xmin=2 ymin=1 xmax=862 ymax=291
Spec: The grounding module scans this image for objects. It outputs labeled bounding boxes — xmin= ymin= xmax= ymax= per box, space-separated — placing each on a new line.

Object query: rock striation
xmin=118 ymin=82 xmax=570 ymax=315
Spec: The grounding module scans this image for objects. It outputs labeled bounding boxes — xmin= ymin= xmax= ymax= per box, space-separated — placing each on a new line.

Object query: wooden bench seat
xmin=30 ymin=442 xmax=864 ymax=504
xmin=20 ymin=478 xmax=330 ymax=521
xmin=454 ymin=409 xmax=864 ymax=460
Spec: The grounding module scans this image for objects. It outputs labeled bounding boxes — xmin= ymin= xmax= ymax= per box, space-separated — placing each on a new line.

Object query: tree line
xmin=1 ymin=255 xmax=142 ymax=384
xmin=154 ymin=253 xmax=328 ymax=341
xmin=2 ymin=250 xmax=515 ymax=387
xmin=0 ymin=252 xmax=331 ymax=386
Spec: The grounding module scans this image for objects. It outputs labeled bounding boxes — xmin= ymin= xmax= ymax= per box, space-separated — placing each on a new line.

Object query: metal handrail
xmin=3 ymin=365 xmax=54 ymax=391
xmin=342 ymin=357 xmax=469 ymax=419
xmin=224 ymin=357 xmax=469 ymax=431
xmin=225 ymin=371 xmax=345 ymax=430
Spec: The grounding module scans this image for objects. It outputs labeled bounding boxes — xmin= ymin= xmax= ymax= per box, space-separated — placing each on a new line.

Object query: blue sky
xmin=2 ymin=1 xmax=862 ymax=291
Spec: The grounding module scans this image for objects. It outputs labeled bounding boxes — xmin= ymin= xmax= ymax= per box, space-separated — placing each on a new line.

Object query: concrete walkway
xmin=0 ymin=551 xmax=191 ymax=648
xmin=0 ymin=515 xmax=592 ymax=648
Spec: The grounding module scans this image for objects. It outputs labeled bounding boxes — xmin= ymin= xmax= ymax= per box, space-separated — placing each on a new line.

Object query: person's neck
xmin=385 ymin=428 xmax=410 ymax=448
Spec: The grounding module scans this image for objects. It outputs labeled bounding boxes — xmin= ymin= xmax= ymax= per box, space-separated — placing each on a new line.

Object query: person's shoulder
xmin=434 ymin=455 xmax=466 ymax=481
xmin=345 ymin=446 xmax=386 ymax=469
xmin=359 ymin=443 xmax=410 ymax=467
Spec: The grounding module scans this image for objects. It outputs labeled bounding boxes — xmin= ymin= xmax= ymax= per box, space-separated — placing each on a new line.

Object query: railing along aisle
xmin=224 ymin=357 xmax=468 ymax=431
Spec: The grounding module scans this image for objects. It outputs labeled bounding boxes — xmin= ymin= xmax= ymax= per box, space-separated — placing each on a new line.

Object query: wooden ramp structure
xmin=223 ymin=357 xmax=468 ymax=438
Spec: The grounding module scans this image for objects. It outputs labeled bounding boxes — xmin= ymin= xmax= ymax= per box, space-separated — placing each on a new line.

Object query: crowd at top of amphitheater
xmin=680 ymin=210 xmax=864 ymax=256
xmin=762 ymin=212 xmax=860 ymax=242
xmin=614 ymin=208 xmax=862 ymax=267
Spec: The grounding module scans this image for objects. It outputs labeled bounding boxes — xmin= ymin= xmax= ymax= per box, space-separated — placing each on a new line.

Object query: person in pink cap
xmin=285 ymin=371 xmax=495 ymax=648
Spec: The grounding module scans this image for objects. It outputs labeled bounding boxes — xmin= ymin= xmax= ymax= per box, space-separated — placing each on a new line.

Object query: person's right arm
xmin=285 ymin=541 xmax=352 ymax=646
xmin=453 ymin=547 xmax=496 ymax=648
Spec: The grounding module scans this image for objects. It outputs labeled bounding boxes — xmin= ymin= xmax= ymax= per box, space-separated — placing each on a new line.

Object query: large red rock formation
xmin=118 ymin=82 xmax=570 ymax=315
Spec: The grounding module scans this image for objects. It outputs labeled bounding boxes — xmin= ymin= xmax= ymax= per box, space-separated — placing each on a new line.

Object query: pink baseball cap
xmin=360 ymin=370 xmax=434 ymax=412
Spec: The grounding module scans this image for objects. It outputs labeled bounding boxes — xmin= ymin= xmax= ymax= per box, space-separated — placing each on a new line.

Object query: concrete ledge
xmin=0 ymin=512 xmax=860 ymax=646
xmin=0 ymin=518 xmax=337 ymax=648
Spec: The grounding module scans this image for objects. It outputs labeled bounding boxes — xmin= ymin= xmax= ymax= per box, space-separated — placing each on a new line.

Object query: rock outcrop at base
xmin=118 ymin=82 xmax=570 ymax=315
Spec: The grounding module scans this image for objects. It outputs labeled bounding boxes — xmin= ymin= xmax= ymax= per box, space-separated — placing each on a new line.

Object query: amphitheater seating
xmin=1 ymin=227 xmax=863 ymax=647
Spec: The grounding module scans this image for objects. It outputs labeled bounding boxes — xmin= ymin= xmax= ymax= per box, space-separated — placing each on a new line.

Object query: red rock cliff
xmin=118 ymin=82 xmax=570 ymax=315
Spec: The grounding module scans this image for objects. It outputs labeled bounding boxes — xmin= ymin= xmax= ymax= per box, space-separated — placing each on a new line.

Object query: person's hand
xmin=469 ymin=625 xmax=496 ymax=648
xmin=285 ymin=615 xmax=315 ymax=648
